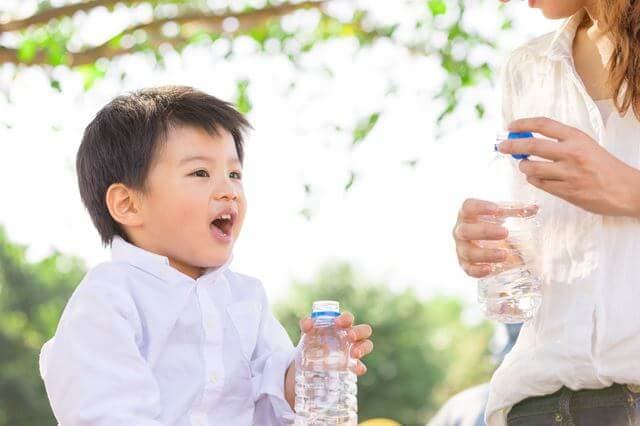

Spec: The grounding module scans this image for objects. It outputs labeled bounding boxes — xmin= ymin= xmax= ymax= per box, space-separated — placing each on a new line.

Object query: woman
xmin=453 ymin=1 xmax=640 ymax=425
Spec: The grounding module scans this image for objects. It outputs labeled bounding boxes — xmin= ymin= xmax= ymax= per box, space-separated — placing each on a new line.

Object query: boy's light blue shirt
xmin=40 ymin=236 xmax=295 ymax=426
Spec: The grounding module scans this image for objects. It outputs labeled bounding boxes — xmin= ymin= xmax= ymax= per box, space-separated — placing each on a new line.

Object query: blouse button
xmin=209 ymin=372 xmax=217 ymax=384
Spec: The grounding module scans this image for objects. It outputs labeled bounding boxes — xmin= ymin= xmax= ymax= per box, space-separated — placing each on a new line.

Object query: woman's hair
xmin=596 ymin=0 xmax=640 ymax=119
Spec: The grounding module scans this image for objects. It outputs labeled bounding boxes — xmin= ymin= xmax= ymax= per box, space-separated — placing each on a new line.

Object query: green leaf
xmin=352 ymin=112 xmax=380 ymax=145
xmin=77 ymin=64 xmax=106 ymax=90
xmin=501 ymin=19 xmax=514 ymax=31
xmin=427 ymin=0 xmax=447 ymax=16
xmin=50 ymin=79 xmax=61 ymax=92
xmin=235 ymin=79 xmax=252 ymax=114
xmin=344 ymin=171 xmax=356 ymax=191
xmin=299 ymin=208 xmax=312 ymax=221
xmin=17 ymin=39 xmax=38 ymax=63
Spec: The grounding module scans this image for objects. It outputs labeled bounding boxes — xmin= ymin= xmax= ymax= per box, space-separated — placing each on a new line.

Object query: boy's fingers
xmin=348 ymin=324 xmax=373 ymax=341
xmin=351 ymin=339 xmax=373 ymax=359
xmin=335 ymin=311 xmax=354 ymax=328
xmin=353 ymin=360 xmax=368 ymax=376
xmin=299 ymin=317 xmax=313 ymax=333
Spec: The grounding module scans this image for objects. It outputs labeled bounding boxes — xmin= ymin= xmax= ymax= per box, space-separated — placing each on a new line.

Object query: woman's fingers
xmin=454 ymin=221 xmax=508 ymax=242
xmin=457 ymin=241 xmax=507 ymax=264
xmin=519 ymin=159 xmax=567 ymax=180
xmin=461 ymin=262 xmax=493 ymax=278
xmin=454 ymin=199 xmax=511 ymax=279
xmin=459 ymin=199 xmax=500 ymax=221
xmin=498 ymin=138 xmax=568 ymax=162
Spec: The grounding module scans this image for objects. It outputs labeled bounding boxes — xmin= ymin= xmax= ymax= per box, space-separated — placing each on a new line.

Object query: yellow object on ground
xmin=360 ymin=419 xmax=402 ymax=426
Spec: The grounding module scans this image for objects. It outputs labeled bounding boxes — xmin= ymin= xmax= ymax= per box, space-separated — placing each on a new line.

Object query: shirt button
xmin=207 ymin=318 xmax=215 ymax=331
xmin=191 ymin=414 xmax=206 ymax=426
xmin=209 ymin=372 xmax=217 ymax=384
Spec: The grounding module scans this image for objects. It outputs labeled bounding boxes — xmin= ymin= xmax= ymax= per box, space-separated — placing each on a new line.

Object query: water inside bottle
xmin=295 ymin=307 xmax=357 ymax=426
xmin=477 ymin=202 xmax=542 ymax=323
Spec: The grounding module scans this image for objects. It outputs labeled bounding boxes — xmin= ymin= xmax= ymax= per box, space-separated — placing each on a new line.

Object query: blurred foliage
xmin=0 ymin=0 xmax=510 ymax=139
xmin=0 ymin=227 xmax=496 ymax=425
xmin=0 ymin=227 xmax=85 ymax=425
xmin=275 ymin=263 xmax=495 ymax=424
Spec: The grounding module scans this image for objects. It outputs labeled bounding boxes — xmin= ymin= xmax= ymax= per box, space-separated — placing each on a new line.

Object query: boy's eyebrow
xmin=179 ymin=155 xmax=241 ymax=166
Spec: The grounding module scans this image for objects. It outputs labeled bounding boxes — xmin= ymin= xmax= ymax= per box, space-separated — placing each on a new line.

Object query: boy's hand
xmin=284 ymin=312 xmax=373 ymax=409
xmin=299 ymin=312 xmax=373 ymax=375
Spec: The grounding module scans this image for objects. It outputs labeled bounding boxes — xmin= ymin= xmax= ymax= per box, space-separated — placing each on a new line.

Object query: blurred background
xmin=0 ymin=0 xmax=557 ymax=424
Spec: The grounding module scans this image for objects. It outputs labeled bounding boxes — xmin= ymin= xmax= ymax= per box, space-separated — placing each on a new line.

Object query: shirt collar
xmin=110 ymin=236 xmax=231 ymax=285
xmin=542 ymin=9 xmax=586 ymax=61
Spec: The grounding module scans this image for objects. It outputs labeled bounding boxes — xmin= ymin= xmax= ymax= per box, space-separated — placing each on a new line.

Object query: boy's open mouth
xmin=210 ymin=211 xmax=235 ymax=237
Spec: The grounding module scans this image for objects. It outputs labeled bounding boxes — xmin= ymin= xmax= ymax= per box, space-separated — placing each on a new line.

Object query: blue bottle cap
xmin=495 ymin=131 xmax=534 ymax=160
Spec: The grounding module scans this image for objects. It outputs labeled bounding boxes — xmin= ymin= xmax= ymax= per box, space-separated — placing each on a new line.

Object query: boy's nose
xmin=214 ymin=181 xmax=239 ymax=201
xmin=215 ymin=189 xmax=238 ymax=201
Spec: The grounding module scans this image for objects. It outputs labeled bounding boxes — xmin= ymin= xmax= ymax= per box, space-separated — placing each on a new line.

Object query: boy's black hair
xmin=76 ymin=85 xmax=250 ymax=246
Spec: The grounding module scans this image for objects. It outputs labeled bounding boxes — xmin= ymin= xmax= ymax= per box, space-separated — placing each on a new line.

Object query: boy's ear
xmin=105 ymin=183 xmax=144 ymax=228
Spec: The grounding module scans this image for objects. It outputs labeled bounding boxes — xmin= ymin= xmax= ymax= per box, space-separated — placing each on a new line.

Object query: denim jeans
xmin=507 ymin=384 xmax=640 ymax=426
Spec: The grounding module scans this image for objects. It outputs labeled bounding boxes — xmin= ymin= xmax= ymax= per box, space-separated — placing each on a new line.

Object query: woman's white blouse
xmin=40 ymin=236 xmax=295 ymax=426
xmin=487 ymin=12 xmax=640 ymax=425
xmin=486 ymin=10 xmax=640 ymax=425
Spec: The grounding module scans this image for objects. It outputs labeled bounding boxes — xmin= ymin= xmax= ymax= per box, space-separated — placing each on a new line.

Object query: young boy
xmin=39 ymin=86 xmax=373 ymax=425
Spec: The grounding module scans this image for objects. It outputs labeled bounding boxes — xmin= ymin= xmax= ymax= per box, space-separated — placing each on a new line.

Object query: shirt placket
xmin=562 ymin=57 xmax=606 ymax=140
xmin=189 ymin=283 xmax=225 ymax=426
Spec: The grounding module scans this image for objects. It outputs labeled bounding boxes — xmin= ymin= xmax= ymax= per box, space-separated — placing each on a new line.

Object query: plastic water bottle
xmin=294 ymin=300 xmax=357 ymax=426
xmin=475 ymin=132 xmax=542 ymax=323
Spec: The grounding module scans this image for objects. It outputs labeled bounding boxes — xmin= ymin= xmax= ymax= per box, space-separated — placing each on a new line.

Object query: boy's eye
xmin=191 ymin=169 xmax=210 ymax=178
xmin=230 ymin=171 xmax=242 ymax=180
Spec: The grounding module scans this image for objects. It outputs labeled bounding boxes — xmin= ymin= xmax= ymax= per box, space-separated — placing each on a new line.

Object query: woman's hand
xmin=453 ymin=199 xmax=511 ymax=278
xmin=498 ymin=117 xmax=640 ymax=218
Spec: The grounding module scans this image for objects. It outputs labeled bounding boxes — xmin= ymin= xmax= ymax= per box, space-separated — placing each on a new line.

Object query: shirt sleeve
xmin=501 ymin=53 xmax=517 ymax=128
xmin=40 ymin=272 xmax=165 ymax=426
xmin=250 ymin=282 xmax=297 ymax=425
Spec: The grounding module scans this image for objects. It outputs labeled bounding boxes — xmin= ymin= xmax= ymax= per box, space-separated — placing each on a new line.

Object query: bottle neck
xmin=312 ymin=313 xmax=338 ymax=327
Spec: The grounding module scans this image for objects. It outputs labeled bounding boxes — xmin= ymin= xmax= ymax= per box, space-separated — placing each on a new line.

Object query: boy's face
xmin=136 ymin=125 xmax=246 ymax=278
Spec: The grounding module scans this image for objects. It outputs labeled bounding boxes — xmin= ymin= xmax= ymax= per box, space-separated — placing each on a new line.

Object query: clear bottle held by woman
xmin=474 ymin=132 xmax=543 ymax=323
xmin=294 ymin=300 xmax=357 ymax=426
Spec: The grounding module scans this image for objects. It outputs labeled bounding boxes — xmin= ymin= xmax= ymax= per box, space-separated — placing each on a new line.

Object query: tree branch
xmin=0 ymin=1 xmax=327 ymax=67
xmin=0 ymin=0 xmax=136 ymax=33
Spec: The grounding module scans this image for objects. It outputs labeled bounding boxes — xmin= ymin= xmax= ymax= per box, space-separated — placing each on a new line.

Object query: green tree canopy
xmin=0 ymin=0 xmax=507 ymax=123
xmin=0 ymin=227 xmax=85 ymax=425
xmin=0 ymin=228 xmax=497 ymax=425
